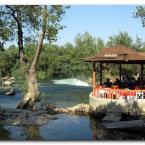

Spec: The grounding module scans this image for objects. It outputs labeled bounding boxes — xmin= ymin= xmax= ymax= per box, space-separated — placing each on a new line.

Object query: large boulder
xmin=54 ymin=103 xmax=90 ymax=115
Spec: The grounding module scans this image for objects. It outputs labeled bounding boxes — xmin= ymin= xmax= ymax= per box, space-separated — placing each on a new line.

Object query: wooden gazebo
xmin=84 ymin=45 xmax=145 ymax=98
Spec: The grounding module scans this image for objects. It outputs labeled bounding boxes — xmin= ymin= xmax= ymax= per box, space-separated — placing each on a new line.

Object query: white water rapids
xmin=52 ymin=78 xmax=90 ymax=87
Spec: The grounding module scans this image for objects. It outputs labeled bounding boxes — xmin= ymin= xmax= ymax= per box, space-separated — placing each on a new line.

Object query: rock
xmin=33 ymin=102 xmax=57 ymax=115
xmin=2 ymin=77 xmax=9 ymax=80
xmin=102 ymin=114 xmax=121 ymax=122
xmin=33 ymin=102 xmax=90 ymax=115
xmin=3 ymin=103 xmax=90 ymax=126
xmin=9 ymin=77 xmax=15 ymax=82
xmin=5 ymin=88 xmax=15 ymax=96
xmin=102 ymin=110 xmax=122 ymax=122
xmin=0 ymin=103 xmax=90 ymax=126
xmin=102 ymin=102 xmax=123 ymax=122
xmin=32 ymin=110 xmax=47 ymax=116
xmin=0 ymin=107 xmax=58 ymax=126
xmin=1 ymin=76 xmax=15 ymax=87
xmin=102 ymin=120 xmax=145 ymax=131
xmin=54 ymin=103 xmax=90 ymax=115
xmin=46 ymin=104 xmax=56 ymax=110
xmin=2 ymin=80 xmax=12 ymax=86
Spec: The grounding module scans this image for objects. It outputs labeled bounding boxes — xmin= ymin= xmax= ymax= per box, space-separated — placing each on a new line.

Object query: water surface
xmin=0 ymin=81 xmax=145 ymax=140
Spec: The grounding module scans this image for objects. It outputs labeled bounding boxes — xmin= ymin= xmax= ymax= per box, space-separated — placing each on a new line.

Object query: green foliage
xmin=13 ymin=32 xmax=104 ymax=80
xmin=39 ymin=32 xmax=104 ymax=79
xmin=0 ymin=52 xmax=11 ymax=76
xmin=0 ymin=19 xmax=11 ymax=50
xmin=107 ymin=31 xmax=133 ymax=48
xmin=133 ymin=36 xmax=145 ymax=51
xmin=37 ymin=71 xmax=47 ymax=80
xmin=46 ymin=5 xmax=68 ymax=43
xmin=1 ymin=30 xmax=145 ymax=82
xmin=104 ymin=32 xmax=145 ymax=80
xmin=0 ymin=46 xmax=17 ymax=77
xmin=134 ymin=6 xmax=145 ymax=27
xmin=0 ymin=5 xmax=42 ymax=44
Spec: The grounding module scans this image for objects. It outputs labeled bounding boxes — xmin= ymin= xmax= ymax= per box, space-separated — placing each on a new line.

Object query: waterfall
xmin=52 ymin=78 xmax=90 ymax=87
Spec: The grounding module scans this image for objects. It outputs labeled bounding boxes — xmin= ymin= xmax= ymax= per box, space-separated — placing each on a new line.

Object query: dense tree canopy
xmin=1 ymin=31 xmax=145 ymax=82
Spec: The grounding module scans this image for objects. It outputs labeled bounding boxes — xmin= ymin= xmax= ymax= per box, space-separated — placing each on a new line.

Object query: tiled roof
xmin=84 ymin=45 xmax=145 ymax=63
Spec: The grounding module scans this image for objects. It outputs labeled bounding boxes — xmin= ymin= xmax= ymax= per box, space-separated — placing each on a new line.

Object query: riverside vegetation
xmin=1 ymin=32 xmax=145 ymax=82
xmin=1 ymin=31 xmax=145 ymax=95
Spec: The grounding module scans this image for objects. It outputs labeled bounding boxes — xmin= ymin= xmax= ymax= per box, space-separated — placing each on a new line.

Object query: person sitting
xmin=136 ymin=77 xmax=142 ymax=88
xmin=121 ymin=76 xmax=128 ymax=88
xmin=128 ymin=77 xmax=136 ymax=90
xmin=103 ymin=78 xmax=112 ymax=88
xmin=114 ymin=78 xmax=121 ymax=87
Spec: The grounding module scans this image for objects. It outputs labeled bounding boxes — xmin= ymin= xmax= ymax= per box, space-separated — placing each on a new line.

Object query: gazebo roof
xmin=84 ymin=45 xmax=145 ymax=64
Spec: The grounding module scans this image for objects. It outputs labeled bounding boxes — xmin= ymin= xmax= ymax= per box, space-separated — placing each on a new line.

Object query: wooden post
xmin=119 ymin=64 xmax=122 ymax=82
xmin=93 ymin=62 xmax=96 ymax=96
xmin=100 ymin=62 xmax=102 ymax=85
xmin=141 ymin=64 xmax=144 ymax=88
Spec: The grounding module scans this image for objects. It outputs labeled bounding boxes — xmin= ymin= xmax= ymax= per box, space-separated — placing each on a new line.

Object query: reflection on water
xmin=39 ymin=114 xmax=93 ymax=140
xmin=1 ymin=114 xmax=145 ymax=140
xmin=0 ymin=126 xmax=10 ymax=140
xmin=24 ymin=126 xmax=42 ymax=140
xmin=0 ymin=115 xmax=93 ymax=140
xmin=3 ymin=126 xmax=27 ymax=140
xmin=0 ymin=82 xmax=145 ymax=140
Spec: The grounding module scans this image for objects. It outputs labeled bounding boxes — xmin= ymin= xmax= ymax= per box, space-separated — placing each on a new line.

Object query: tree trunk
xmin=17 ymin=7 xmax=47 ymax=110
xmin=17 ymin=36 xmax=43 ymax=109
xmin=17 ymin=69 xmax=40 ymax=109
xmin=17 ymin=29 xmax=45 ymax=109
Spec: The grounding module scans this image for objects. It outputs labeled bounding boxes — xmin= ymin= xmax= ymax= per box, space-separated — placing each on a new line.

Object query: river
xmin=0 ymin=79 xmax=145 ymax=140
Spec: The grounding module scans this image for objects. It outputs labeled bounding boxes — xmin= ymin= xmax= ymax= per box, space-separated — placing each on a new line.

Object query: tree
xmin=106 ymin=31 xmax=133 ymax=48
xmin=0 ymin=19 xmax=11 ymax=50
xmin=1 ymin=5 xmax=68 ymax=109
xmin=133 ymin=36 xmax=145 ymax=50
xmin=0 ymin=45 xmax=17 ymax=77
xmin=0 ymin=52 xmax=11 ymax=76
xmin=106 ymin=32 xmax=135 ymax=78
xmin=134 ymin=6 xmax=145 ymax=27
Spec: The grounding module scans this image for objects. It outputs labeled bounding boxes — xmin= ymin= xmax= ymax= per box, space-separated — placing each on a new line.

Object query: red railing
xmin=94 ymin=85 xmax=145 ymax=100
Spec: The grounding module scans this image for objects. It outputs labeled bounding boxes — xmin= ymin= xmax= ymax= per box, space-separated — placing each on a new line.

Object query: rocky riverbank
xmin=0 ymin=107 xmax=57 ymax=126
xmin=0 ymin=103 xmax=90 ymax=126
xmin=1 ymin=101 xmax=145 ymax=133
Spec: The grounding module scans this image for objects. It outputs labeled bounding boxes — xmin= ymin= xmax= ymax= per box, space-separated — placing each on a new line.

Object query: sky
xmin=55 ymin=5 xmax=145 ymax=45
xmin=2 ymin=5 xmax=145 ymax=47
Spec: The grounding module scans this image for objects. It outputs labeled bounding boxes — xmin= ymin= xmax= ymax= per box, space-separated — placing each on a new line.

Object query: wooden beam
xmin=141 ymin=64 xmax=144 ymax=88
xmin=93 ymin=62 xmax=96 ymax=96
xmin=100 ymin=62 xmax=103 ymax=85
xmin=119 ymin=64 xmax=122 ymax=81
